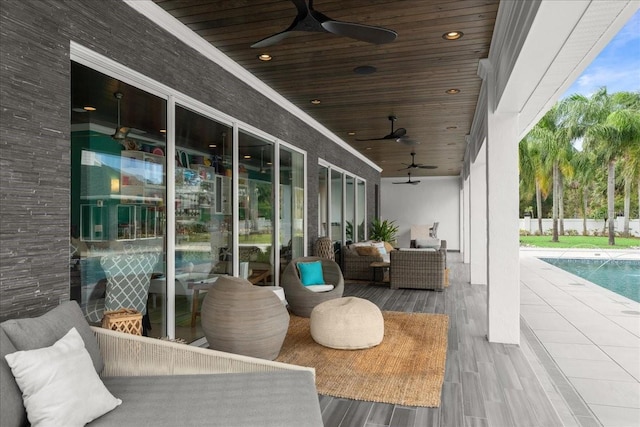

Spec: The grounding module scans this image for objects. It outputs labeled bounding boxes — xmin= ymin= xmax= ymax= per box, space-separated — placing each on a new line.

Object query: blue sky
xmin=563 ymin=10 xmax=640 ymax=97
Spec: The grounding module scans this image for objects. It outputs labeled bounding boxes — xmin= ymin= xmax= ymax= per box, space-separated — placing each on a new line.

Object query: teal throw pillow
xmin=297 ymin=261 xmax=325 ymax=286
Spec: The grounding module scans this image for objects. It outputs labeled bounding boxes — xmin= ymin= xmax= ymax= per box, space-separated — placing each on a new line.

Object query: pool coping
xmin=520 ymin=248 xmax=640 ymax=427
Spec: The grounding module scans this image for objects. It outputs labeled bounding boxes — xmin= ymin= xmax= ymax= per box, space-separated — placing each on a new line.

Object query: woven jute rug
xmin=276 ymin=311 xmax=449 ymax=407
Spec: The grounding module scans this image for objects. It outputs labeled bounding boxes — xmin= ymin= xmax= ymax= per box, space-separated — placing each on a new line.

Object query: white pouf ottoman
xmin=310 ymin=297 xmax=384 ymax=349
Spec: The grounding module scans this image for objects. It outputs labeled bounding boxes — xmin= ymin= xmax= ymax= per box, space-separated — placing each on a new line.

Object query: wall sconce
xmin=111 ymin=178 xmax=120 ymax=193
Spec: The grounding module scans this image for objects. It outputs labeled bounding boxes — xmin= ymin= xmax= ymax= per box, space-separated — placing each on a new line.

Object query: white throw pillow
xmin=4 ymin=327 xmax=122 ymax=427
xmin=372 ymin=241 xmax=387 ymax=255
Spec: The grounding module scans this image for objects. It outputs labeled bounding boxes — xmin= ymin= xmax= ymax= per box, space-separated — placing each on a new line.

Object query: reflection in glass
xmin=70 ymin=63 xmax=166 ymax=338
xmin=173 ymin=105 xmax=232 ymax=342
xmin=357 ymin=179 xmax=366 ymax=241
xmin=279 ymin=147 xmax=305 ymax=275
xmin=238 ymin=131 xmax=274 ymax=286
xmin=318 ymin=166 xmax=329 ymax=237
xmin=345 ymin=175 xmax=355 ymax=244
xmin=331 ymin=169 xmax=343 ymax=243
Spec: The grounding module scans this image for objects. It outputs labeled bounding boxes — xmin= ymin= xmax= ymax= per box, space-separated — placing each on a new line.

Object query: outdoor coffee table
xmin=370 ymin=261 xmax=390 ymax=285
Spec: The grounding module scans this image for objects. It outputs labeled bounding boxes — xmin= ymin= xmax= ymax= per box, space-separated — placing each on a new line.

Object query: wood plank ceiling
xmin=152 ymin=0 xmax=500 ymax=177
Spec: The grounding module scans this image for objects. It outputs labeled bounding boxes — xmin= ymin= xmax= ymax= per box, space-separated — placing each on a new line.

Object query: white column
xmin=462 ymin=176 xmax=471 ymax=264
xmin=482 ymin=60 xmax=520 ymax=345
xmin=470 ymin=143 xmax=487 ymax=285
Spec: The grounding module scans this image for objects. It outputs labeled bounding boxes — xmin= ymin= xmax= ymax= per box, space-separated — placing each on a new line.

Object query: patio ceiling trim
xmin=463 ymin=0 xmax=638 ymax=176
xmin=123 ymin=0 xmax=383 ymax=173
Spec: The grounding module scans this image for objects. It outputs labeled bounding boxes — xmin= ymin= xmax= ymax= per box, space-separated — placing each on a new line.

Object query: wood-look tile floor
xmin=319 ymin=253 xmax=567 ymax=427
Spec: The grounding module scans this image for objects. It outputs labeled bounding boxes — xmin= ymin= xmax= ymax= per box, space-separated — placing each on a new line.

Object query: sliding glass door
xmin=172 ymin=105 xmax=233 ymax=341
xmin=71 ymin=60 xmax=307 ymax=343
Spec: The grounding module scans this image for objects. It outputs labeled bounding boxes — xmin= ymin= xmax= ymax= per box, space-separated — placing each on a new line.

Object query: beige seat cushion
xmin=310 ymin=297 xmax=384 ymax=350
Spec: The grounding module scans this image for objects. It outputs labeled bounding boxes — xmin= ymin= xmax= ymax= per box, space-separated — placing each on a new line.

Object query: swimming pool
xmin=540 ymin=257 xmax=640 ymax=303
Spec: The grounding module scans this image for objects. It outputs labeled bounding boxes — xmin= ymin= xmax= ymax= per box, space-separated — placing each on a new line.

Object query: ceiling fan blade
xmin=321 ymin=20 xmax=397 ymax=44
xmin=356 ymin=127 xmax=406 ymax=141
xmin=251 ymin=30 xmax=296 ymax=48
xmin=417 ymin=165 xmax=437 ymax=169
xmin=355 ymin=136 xmax=388 ymax=141
xmin=397 ymin=136 xmax=420 ymax=145
xmin=251 ymin=0 xmax=310 ymax=48
xmin=391 ymin=128 xmax=407 ymax=138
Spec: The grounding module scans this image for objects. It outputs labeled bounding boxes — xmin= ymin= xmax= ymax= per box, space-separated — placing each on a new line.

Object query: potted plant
xmin=369 ymin=218 xmax=399 ymax=243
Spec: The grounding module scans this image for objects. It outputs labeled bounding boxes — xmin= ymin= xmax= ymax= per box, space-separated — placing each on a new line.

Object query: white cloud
xmin=564 ymin=11 xmax=640 ymax=97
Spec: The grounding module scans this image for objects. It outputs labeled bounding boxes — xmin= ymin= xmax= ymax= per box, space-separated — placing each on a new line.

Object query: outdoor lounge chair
xmin=281 ymin=256 xmax=344 ymax=317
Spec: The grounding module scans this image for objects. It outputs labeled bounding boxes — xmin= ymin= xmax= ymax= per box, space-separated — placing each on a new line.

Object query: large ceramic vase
xmin=201 ymin=275 xmax=289 ymax=360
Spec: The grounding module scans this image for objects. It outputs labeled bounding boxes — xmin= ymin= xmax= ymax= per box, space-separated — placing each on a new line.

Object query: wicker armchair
xmin=389 ymin=248 xmax=445 ymax=291
xmin=281 ymin=257 xmax=344 ymax=317
xmin=201 ymin=276 xmax=289 ymax=360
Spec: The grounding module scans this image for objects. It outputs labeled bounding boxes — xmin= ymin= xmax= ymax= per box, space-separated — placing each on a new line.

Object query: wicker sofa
xmin=389 ymin=241 xmax=447 ymax=291
xmin=1 ymin=301 xmax=323 ymax=427
xmin=341 ymin=241 xmax=394 ymax=281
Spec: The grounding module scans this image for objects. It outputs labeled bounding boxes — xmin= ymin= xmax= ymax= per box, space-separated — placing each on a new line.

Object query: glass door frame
xmin=71 ymin=43 xmax=308 ymax=341
xmin=318 ymin=159 xmax=367 ymax=245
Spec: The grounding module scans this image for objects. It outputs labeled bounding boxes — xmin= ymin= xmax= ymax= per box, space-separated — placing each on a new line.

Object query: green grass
xmin=520 ymin=235 xmax=640 ymax=249
xmin=238 ymin=233 xmax=272 ymax=244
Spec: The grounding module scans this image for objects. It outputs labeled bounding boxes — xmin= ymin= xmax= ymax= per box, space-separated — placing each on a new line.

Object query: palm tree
xmin=571 ymin=150 xmax=598 ymax=235
xmin=609 ymin=108 xmax=640 ymax=236
xmin=582 ymin=90 xmax=640 ymax=244
xmin=519 ymin=137 xmax=550 ymax=235
xmin=527 ymin=104 xmax=575 ymax=242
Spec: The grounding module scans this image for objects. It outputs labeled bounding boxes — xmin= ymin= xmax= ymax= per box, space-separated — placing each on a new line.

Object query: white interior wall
xmin=381 ymin=176 xmax=461 ymax=250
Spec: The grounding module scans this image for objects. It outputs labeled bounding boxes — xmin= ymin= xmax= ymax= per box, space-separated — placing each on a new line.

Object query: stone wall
xmin=0 ymin=0 xmax=380 ymax=320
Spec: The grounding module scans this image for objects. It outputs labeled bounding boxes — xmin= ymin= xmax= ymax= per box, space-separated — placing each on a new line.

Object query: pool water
xmin=540 ymin=258 xmax=640 ymax=303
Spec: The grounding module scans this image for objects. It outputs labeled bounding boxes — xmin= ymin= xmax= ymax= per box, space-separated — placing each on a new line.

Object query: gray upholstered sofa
xmin=1 ymin=301 xmax=323 ymax=426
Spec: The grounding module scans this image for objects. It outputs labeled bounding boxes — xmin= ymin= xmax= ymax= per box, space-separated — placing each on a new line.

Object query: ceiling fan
xmin=356 ymin=116 xmax=420 ymax=145
xmin=251 ymin=0 xmax=397 ymax=48
xmin=399 ymin=152 xmax=437 ymax=170
xmin=393 ymin=173 xmax=421 ymax=185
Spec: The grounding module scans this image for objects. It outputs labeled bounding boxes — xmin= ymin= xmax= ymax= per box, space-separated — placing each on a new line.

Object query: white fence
xmin=520 ymin=217 xmax=640 ymax=237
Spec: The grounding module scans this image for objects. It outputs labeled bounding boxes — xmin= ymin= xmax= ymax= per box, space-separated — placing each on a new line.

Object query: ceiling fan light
xmin=443 ymin=31 xmax=463 ymax=40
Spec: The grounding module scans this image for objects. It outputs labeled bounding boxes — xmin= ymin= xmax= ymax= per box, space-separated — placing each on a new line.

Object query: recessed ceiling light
xmin=258 ymin=53 xmax=272 ymax=61
xmin=447 ymin=142 xmax=456 ymax=146
xmin=160 ymin=129 xmax=167 ymax=133
xmin=243 ymin=155 xmax=251 ymax=159
xmin=310 ymin=99 xmax=321 ymax=105
xmin=83 ymin=106 xmax=96 ymax=111
xmin=442 ymin=31 xmax=463 ymax=40
xmin=208 ymin=144 xmax=217 ymax=148
xmin=267 ymin=162 xmax=272 ymax=165
xmin=366 ymin=147 xmax=372 ymax=150
xmin=347 ymin=131 xmax=356 ymax=136
xmin=353 ymin=65 xmax=377 ymax=75
xmin=445 ymin=88 xmax=460 ymax=94
xmin=446 ymin=126 xmax=458 ymax=130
